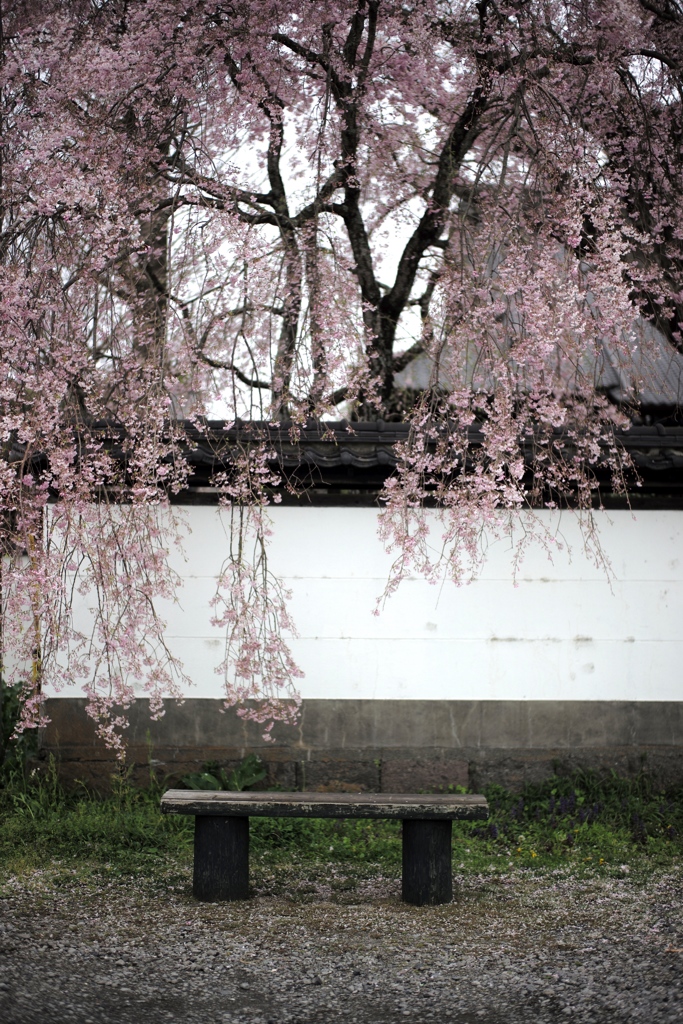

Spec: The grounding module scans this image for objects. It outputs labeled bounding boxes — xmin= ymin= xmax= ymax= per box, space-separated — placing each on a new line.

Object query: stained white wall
xmin=54 ymin=507 xmax=683 ymax=702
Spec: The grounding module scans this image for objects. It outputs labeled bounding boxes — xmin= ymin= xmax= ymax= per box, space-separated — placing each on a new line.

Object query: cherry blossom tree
xmin=1 ymin=0 xmax=682 ymax=748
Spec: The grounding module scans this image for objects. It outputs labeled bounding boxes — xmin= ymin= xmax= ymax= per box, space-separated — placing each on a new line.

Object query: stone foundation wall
xmin=37 ymin=698 xmax=683 ymax=793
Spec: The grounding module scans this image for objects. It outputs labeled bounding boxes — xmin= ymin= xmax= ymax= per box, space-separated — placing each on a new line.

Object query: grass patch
xmin=452 ymin=769 xmax=682 ymax=878
xmin=0 ymin=760 xmax=681 ymax=886
xmin=0 ymin=765 xmax=193 ymax=880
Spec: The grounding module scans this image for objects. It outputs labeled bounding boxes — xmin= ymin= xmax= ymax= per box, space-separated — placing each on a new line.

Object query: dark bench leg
xmin=193 ymin=815 xmax=249 ymax=901
xmin=402 ymin=819 xmax=453 ymax=905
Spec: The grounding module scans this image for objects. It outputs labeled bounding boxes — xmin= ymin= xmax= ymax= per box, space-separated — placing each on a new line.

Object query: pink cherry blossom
xmin=1 ymin=1 xmax=681 ymax=751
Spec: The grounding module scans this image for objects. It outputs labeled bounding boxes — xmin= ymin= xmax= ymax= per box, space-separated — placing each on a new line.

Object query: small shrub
xmin=181 ymin=754 xmax=266 ymax=792
xmin=1 ymin=678 xmax=39 ymax=788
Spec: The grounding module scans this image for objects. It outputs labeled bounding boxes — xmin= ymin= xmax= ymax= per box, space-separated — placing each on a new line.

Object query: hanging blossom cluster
xmin=1 ymin=0 xmax=682 ymax=748
xmin=209 ymin=442 xmax=303 ymax=739
xmin=378 ymin=180 xmax=641 ymax=597
xmin=2 ymin=429 xmax=193 ymax=754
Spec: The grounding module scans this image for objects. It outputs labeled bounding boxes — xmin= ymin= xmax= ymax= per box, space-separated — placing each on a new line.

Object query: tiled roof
xmin=11 ymin=419 xmax=683 ymax=505
xmin=183 ymin=419 xmax=683 ymax=474
xmin=175 ymin=420 xmax=683 ymax=506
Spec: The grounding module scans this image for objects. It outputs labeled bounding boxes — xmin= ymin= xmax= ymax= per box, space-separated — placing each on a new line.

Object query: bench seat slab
xmin=162 ymin=790 xmax=488 ymax=821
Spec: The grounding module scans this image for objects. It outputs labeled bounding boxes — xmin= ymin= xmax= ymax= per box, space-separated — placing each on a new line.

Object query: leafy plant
xmin=180 ymin=754 xmax=266 ymax=792
xmin=1 ymin=678 xmax=39 ymax=787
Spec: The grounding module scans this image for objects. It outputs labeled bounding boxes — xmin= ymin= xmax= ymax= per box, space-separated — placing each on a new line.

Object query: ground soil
xmin=1 ymin=863 xmax=681 ymax=1023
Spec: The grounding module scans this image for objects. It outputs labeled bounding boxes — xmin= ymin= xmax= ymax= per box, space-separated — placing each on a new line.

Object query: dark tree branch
xmin=222 ymin=44 xmax=303 ymax=415
xmin=291 ymin=169 xmax=345 ymax=226
xmin=196 ymin=351 xmax=272 ymax=390
xmin=380 ymin=85 xmax=490 ymax=331
xmin=637 ymin=48 xmax=681 ymax=70
xmin=393 ymin=342 xmax=425 ymax=374
xmin=637 ymin=1 xmax=683 ymax=23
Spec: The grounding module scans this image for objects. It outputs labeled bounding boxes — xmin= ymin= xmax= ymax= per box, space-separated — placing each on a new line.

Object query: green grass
xmin=451 ymin=769 xmax=682 ymax=878
xmin=0 ymin=760 xmax=680 ymax=885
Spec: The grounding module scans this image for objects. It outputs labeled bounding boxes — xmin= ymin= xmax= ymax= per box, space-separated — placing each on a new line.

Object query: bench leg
xmin=402 ymin=819 xmax=453 ymax=905
xmin=193 ymin=815 xmax=249 ymax=901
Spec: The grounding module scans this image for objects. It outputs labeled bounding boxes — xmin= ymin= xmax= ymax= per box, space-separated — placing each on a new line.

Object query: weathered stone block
xmin=381 ymin=755 xmax=469 ymax=793
xmin=294 ymin=758 xmax=380 ymax=792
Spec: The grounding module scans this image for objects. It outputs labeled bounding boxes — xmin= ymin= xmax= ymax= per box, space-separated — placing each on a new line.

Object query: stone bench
xmin=161 ymin=790 xmax=489 ymax=905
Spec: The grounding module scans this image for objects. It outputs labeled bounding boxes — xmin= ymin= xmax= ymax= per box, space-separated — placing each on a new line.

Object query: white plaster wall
xmin=54 ymin=507 xmax=683 ymax=701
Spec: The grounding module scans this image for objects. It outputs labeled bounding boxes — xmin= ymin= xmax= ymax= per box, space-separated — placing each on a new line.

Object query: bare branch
xmin=393 ymin=342 xmax=425 ymax=374
xmin=196 ymin=351 xmax=272 ymax=391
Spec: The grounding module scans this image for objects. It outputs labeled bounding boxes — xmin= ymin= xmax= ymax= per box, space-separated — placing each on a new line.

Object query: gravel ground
xmin=0 ymin=862 xmax=682 ymax=1024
